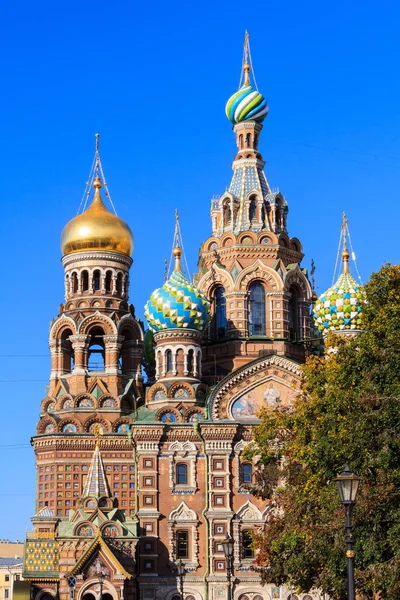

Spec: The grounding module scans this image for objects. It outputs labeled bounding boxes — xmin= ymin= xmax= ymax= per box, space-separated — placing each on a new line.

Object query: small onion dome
xmin=313 ymin=267 xmax=365 ymax=333
xmin=226 ymin=84 xmax=268 ymax=124
xmin=144 ymin=246 xmax=210 ymax=332
xmin=61 ymin=176 xmax=133 ymax=257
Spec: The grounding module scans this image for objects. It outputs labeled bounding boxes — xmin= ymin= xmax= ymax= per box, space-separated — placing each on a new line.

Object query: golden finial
xmin=341 ymin=212 xmax=350 ymax=274
xmin=93 ymin=424 xmax=103 ymax=449
xmin=95 ymin=133 xmax=100 ymax=173
xmin=93 ymin=176 xmax=102 ymax=189
xmin=173 ymin=209 xmax=182 ymax=271
xmin=243 ymin=30 xmax=251 ymax=86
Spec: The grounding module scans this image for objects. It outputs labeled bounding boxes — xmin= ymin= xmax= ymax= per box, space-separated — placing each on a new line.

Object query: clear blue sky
xmin=0 ymin=0 xmax=399 ymax=539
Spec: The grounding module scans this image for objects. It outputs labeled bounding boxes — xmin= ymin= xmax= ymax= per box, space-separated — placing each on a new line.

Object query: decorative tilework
xmin=313 ymin=272 xmax=365 ymax=332
xmin=144 ymin=269 xmax=210 ymax=332
xmin=24 ymin=539 xmax=59 ymax=575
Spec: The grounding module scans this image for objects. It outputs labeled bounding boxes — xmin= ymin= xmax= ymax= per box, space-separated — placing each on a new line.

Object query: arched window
xmin=88 ymin=327 xmax=105 ymax=371
xmin=288 ymin=285 xmax=300 ymax=341
xmin=249 ymin=282 xmax=266 ymax=335
xmin=176 ymin=530 xmax=189 ymax=559
xmin=249 ymin=198 xmax=257 ymax=222
xmin=93 ymin=270 xmax=101 ymax=291
xmin=60 ymin=328 xmax=74 ymax=373
xmin=176 ymin=463 xmax=188 ymax=485
xmin=105 ymin=270 xmax=112 ymax=293
xmin=214 ymin=286 xmax=226 ymax=339
xmin=116 ymin=273 xmax=123 ymax=296
xmin=239 ymin=134 xmax=244 ymax=149
xmin=82 ymin=271 xmax=89 ymax=291
xmin=241 ymin=463 xmax=253 ymax=484
xmin=242 ymin=530 xmax=254 ymax=559
xmin=187 ymin=349 xmax=194 ymax=374
xmin=246 ymin=133 xmax=251 ymax=148
xmin=72 ymin=272 xmax=78 ymax=293
xmin=166 ymin=350 xmax=173 ymax=372
xmin=223 ymin=201 xmax=231 ymax=226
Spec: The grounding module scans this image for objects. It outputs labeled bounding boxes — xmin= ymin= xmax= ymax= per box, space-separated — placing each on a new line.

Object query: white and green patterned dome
xmin=144 ymin=246 xmax=210 ymax=332
xmin=313 ymin=251 xmax=365 ymax=334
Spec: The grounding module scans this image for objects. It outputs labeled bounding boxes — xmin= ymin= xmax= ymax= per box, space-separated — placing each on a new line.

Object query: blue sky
xmin=0 ymin=0 xmax=399 ymax=539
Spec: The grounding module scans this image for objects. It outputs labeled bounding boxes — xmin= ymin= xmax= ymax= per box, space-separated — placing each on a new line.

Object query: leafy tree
xmin=246 ymin=264 xmax=400 ymax=599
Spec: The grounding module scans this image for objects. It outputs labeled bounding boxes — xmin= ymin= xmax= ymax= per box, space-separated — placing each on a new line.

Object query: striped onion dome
xmin=226 ymin=84 xmax=268 ymax=124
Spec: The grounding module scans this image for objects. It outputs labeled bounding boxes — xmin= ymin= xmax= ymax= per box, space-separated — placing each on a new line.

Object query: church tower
xmin=195 ymin=32 xmax=312 ymax=381
xmin=23 ymin=137 xmax=143 ymax=600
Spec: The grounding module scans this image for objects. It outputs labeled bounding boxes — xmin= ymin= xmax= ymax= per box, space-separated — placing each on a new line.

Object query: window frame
xmin=176 ymin=529 xmax=189 ymax=559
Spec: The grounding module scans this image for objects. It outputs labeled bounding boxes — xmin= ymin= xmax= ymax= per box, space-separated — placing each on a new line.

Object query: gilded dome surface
xmin=313 ymin=271 xmax=365 ymax=333
xmin=61 ymin=177 xmax=133 ymax=257
xmin=226 ymin=83 xmax=268 ymax=125
xmin=144 ymin=248 xmax=210 ymax=332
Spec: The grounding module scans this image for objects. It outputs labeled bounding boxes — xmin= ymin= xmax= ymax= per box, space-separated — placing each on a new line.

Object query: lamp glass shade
xmin=176 ymin=560 xmax=185 ymax=575
xmin=334 ymin=464 xmax=361 ymax=504
xmin=221 ymin=535 xmax=234 ymax=558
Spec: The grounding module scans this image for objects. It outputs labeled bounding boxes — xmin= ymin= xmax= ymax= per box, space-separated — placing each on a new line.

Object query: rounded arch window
xmin=288 ymin=284 xmax=301 ymax=342
xmin=187 ymin=349 xmax=194 ymax=375
xmin=88 ymin=327 xmax=105 ymax=371
xmin=71 ymin=272 xmax=78 ymax=293
xmin=81 ymin=270 xmax=89 ymax=291
xmin=116 ymin=272 xmax=123 ymax=296
xmin=166 ymin=350 xmax=173 ymax=372
xmin=223 ymin=200 xmax=232 ymax=226
xmin=176 ymin=463 xmax=188 ymax=485
xmin=93 ymin=269 xmax=101 ymax=291
xmin=249 ymin=282 xmax=266 ymax=336
xmin=249 ymin=197 xmax=257 ymax=222
xmin=213 ymin=286 xmax=226 ymax=340
xmin=60 ymin=328 xmax=74 ymax=373
xmin=105 ymin=270 xmax=112 ymax=293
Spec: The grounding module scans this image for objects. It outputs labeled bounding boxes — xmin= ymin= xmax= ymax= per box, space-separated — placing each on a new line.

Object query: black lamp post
xmin=334 ymin=464 xmax=361 ymax=600
xmin=96 ymin=561 xmax=105 ymax=600
xmin=176 ymin=559 xmax=185 ymax=600
xmin=221 ymin=534 xmax=235 ymax=600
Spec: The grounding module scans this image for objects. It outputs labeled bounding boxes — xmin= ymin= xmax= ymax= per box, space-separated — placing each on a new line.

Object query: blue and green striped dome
xmin=226 ymin=84 xmax=268 ymax=124
xmin=144 ymin=269 xmax=210 ymax=332
xmin=313 ymin=272 xmax=365 ymax=334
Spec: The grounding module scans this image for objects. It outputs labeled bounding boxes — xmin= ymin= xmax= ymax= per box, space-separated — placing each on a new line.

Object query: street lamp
xmin=96 ymin=561 xmax=105 ymax=600
xmin=334 ymin=464 xmax=361 ymax=600
xmin=221 ymin=534 xmax=235 ymax=600
xmin=176 ymin=559 xmax=185 ymax=600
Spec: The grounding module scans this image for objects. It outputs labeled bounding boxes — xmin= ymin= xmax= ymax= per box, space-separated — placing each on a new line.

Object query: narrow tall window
xmin=215 ymin=286 xmax=226 ymax=339
xmin=105 ymin=271 xmax=112 ymax=292
xmin=88 ymin=328 xmax=105 ymax=371
xmin=116 ymin=273 xmax=123 ymax=296
xmin=249 ymin=283 xmax=266 ymax=335
xmin=249 ymin=198 xmax=257 ymax=222
xmin=223 ymin=201 xmax=231 ymax=226
xmin=242 ymin=530 xmax=254 ymax=559
xmin=166 ymin=350 xmax=173 ymax=372
xmin=176 ymin=463 xmax=188 ymax=485
xmin=176 ymin=530 xmax=189 ymax=559
xmin=288 ymin=285 xmax=299 ymax=341
xmin=82 ymin=271 xmax=89 ymax=291
xmin=187 ymin=349 xmax=194 ymax=374
xmin=241 ymin=463 xmax=252 ymax=484
xmin=93 ymin=270 xmax=101 ymax=291
xmin=72 ymin=272 xmax=78 ymax=293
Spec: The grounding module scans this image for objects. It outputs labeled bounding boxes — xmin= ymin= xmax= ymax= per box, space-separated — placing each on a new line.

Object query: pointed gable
xmin=82 ymin=437 xmax=111 ymax=498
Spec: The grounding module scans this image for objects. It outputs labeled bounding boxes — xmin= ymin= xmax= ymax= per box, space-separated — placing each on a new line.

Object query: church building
xmin=21 ymin=33 xmax=359 ymax=600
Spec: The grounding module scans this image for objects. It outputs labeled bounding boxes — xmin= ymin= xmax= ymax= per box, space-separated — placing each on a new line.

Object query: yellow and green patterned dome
xmin=313 ymin=249 xmax=365 ymax=334
xmin=144 ymin=246 xmax=210 ymax=332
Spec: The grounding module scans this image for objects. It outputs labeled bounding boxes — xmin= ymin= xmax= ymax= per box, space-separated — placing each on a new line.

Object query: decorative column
xmin=103 ymin=335 xmax=124 ymax=374
xmin=70 ymin=334 xmax=90 ymax=375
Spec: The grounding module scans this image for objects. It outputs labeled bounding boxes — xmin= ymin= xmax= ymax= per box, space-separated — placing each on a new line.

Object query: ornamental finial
xmin=243 ymin=30 xmax=250 ymax=86
xmin=342 ymin=212 xmax=350 ymax=274
xmin=173 ymin=209 xmax=182 ymax=272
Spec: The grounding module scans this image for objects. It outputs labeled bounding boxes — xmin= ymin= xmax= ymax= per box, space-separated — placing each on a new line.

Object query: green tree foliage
xmin=247 ymin=264 xmax=400 ymax=599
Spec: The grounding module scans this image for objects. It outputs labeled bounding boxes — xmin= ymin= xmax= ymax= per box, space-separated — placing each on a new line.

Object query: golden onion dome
xmin=61 ymin=176 xmax=133 ymax=257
